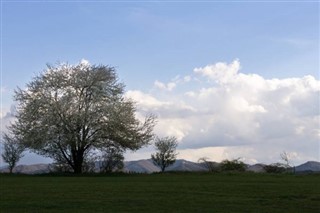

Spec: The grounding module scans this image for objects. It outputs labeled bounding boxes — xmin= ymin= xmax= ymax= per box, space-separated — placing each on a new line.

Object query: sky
xmin=0 ymin=1 xmax=319 ymax=166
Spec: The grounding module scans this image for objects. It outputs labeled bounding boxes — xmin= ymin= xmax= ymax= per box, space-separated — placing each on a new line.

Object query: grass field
xmin=1 ymin=172 xmax=319 ymax=212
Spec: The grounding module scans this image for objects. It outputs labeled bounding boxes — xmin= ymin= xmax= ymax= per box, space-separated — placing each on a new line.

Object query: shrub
xmin=220 ymin=159 xmax=246 ymax=172
xmin=198 ymin=157 xmax=220 ymax=172
xmin=264 ymin=163 xmax=290 ymax=174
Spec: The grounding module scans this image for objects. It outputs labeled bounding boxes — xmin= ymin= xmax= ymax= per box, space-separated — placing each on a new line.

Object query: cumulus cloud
xmin=153 ymin=75 xmax=193 ymax=91
xmin=126 ymin=60 xmax=320 ymax=164
xmin=126 ymin=90 xmax=170 ymax=110
xmin=154 ymin=80 xmax=176 ymax=91
xmin=194 ymin=59 xmax=241 ymax=84
xmin=80 ymin=58 xmax=90 ymax=66
xmin=0 ymin=105 xmax=16 ymax=140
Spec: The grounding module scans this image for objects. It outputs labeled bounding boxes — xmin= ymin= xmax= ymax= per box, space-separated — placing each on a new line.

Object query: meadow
xmin=1 ymin=172 xmax=319 ymax=212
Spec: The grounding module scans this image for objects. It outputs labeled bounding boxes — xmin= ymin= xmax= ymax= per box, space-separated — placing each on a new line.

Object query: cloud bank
xmin=1 ymin=59 xmax=318 ymax=165
xmin=126 ymin=60 xmax=320 ymax=164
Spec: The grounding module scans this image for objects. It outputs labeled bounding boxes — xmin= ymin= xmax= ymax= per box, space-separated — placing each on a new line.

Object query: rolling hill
xmin=1 ymin=160 xmax=319 ymax=174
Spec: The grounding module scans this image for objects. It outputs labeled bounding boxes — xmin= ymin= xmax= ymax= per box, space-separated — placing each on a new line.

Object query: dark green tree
xmin=264 ymin=163 xmax=287 ymax=173
xmin=220 ymin=158 xmax=246 ymax=172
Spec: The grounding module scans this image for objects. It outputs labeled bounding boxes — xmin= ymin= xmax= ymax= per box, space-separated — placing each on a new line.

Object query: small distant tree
xmin=151 ymin=136 xmax=178 ymax=172
xmin=1 ymin=134 xmax=25 ymax=173
xmin=264 ymin=163 xmax=287 ymax=173
xmin=280 ymin=151 xmax=294 ymax=173
xmin=280 ymin=151 xmax=290 ymax=167
xmin=220 ymin=158 xmax=246 ymax=172
xmin=198 ymin=157 xmax=219 ymax=172
xmin=99 ymin=146 xmax=124 ymax=173
xmin=264 ymin=152 xmax=295 ymax=174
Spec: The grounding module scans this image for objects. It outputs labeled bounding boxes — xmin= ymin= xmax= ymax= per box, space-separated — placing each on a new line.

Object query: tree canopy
xmin=9 ymin=61 xmax=155 ymax=173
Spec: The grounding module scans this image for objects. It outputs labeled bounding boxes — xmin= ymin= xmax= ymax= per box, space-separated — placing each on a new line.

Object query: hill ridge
xmin=1 ymin=159 xmax=319 ymax=174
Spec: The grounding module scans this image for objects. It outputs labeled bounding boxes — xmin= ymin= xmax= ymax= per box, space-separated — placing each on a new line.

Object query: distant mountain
xmin=124 ymin=159 xmax=160 ymax=173
xmin=295 ymin=161 xmax=320 ymax=173
xmin=123 ymin=159 xmax=206 ymax=173
xmin=246 ymin=164 xmax=266 ymax=173
xmin=1 ymin=160 xmax=319 ymax=174
xmin=0 ymin=164 xmax=50 ymax=174
xmin=166 ymin=159 xmax=207 ymax=172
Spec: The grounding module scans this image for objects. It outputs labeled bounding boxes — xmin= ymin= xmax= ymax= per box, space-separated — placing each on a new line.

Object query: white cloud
xmin=154 ymin=80 xmax=176 ymax=91
xmin=153 ymin=75 xmax=194 ymax=91
xmin=0 ymin=105 xmax=16 ymax=138
xmin=184 ymin=75 xmax=191 ymax=82
xmin=126 ymin=60 xmax=320 ymax=164
xmin=194 ymin=59 xmax=240 ymax=84
xmin=80 ymin=58 xmax=90 ymax=66
xmin=125 ymin=90 xmax=170 ymax=110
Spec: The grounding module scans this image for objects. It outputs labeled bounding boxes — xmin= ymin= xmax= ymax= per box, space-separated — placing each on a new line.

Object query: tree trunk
xmin=9 ymin=163 xmax=15 ymax=174
xmin=72 ymin=149 xmax=84 ymax=174
xmin=74 ymin=161 xmax=83 ymax=174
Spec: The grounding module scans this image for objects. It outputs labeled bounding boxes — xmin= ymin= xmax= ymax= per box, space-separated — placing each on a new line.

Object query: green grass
xmin=1 ymin=172 xmax=319 ymax=212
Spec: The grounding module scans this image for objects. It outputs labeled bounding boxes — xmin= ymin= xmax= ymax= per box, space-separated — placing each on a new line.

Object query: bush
xmin=220 ymin=159 xmax=246 ymax=172
xmin=264 ymin=163 xmax=290 ymax=174
xmin=99 ymin=146 xmax=124 ymax=173
xmin=198 ymin=157 xmax=220 ymax=172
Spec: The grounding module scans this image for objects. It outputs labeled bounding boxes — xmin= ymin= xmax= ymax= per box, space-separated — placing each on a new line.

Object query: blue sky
xmin=1 ymin=1 xmax=319 ymax=165
xmin=2 ymin=1 xmax=318 ymax=89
